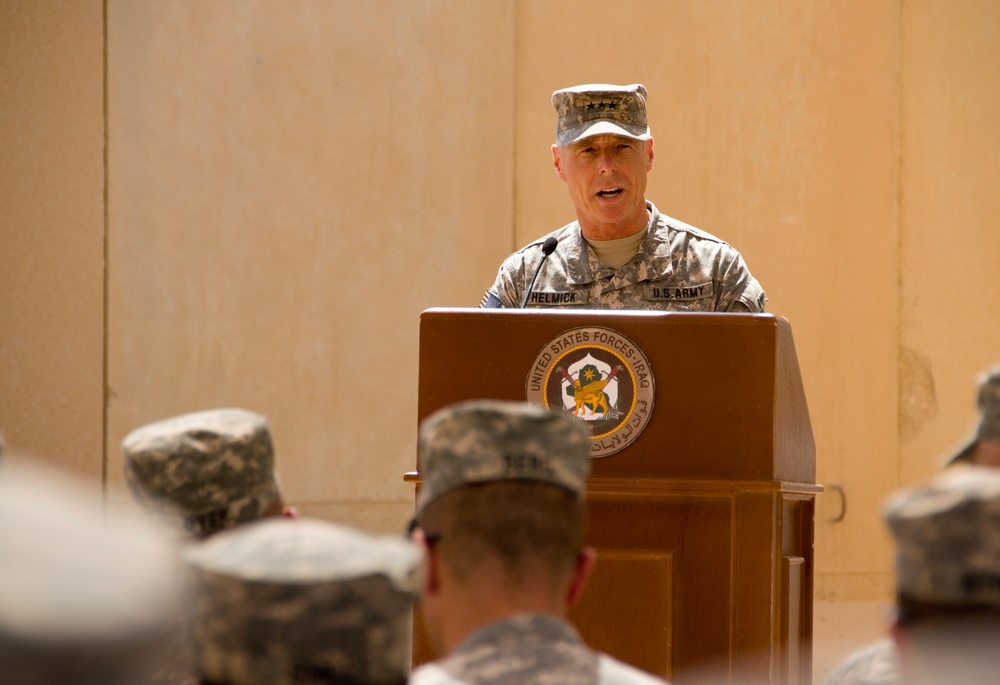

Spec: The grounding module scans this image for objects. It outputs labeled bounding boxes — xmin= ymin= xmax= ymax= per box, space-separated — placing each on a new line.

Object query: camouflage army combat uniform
xmin=481 ymin=202 xmax=766 ymax=312
xmin=410 ymin=614 xmax=666 ymax=685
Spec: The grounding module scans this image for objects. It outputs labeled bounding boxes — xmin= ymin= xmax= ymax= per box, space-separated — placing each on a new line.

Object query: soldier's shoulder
xmin=509 ymin=222 xmax=579 ymax=258
xmin=655 ymin=213 xmax=736 ymax=250
xmin=409 ymin=663 xmax=467 ymax=685
xmin=597 ymin=653 xmax=671 ymax=684
xmin=821 ymin=640 xmax=899 ymax=685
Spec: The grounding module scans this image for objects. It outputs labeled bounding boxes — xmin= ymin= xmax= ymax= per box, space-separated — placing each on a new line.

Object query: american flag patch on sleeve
xmin=480 ymin=290 xmax=504 ymax=308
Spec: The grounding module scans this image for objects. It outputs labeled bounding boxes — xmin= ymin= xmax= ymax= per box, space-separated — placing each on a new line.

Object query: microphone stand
xmin=520 ymin=237 xmax=559 ymax=308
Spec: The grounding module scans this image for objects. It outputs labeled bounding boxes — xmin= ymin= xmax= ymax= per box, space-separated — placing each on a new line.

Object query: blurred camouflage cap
xmin=0 ymin=461 xmax=183 ymax=684
xmin=183 ymin=518 xmax=421 ymax=685
xmin=946 ymin=366 xmax=1000 ymax=465
xmin=415 ymin=399 xmax=592 ymax=515
xmin=122 ymin=408 xmax=283 ymax=537
xmin=552 ymin=83 xmax=652 ymax=147
xmin=887 ymin=467 xmax=1000 ymax=608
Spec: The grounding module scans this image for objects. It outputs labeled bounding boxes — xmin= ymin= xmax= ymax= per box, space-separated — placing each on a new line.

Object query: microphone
xmin=520 ymin=236 xmax=559 ymax=308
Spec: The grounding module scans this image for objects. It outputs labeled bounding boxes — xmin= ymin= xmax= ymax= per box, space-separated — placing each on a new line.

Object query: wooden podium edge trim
xmin=404 ymin=471 xmax=822 ymax=496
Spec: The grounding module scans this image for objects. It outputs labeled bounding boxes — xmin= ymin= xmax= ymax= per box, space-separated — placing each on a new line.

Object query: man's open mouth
xmin=597 ymin=189 xmax=623 ymax=198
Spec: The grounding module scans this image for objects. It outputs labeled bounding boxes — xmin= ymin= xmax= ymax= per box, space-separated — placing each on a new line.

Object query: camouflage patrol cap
xmin=183 ymin=517 xmax=421 ymax=685
xmin=122 ymin=408 xmax=283 ymax=537
xmin=552 ymin=83 xmax=652 ymax=147
xmin=947 ymin=366 xmax=1000 ymax=465
xmin=0 ymin=461 xmax=183 ymax=684
xmin=415 ymin=399 xmax=592 ymax=515
xmin=887 ymin=467 xmax=1000 ymax=608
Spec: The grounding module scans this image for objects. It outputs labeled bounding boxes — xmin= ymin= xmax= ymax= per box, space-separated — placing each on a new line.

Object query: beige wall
xmin=103 ymin=0 xmax=516 ymax=529
xmin=900 ymin=0 xmax=1000 ymax=483
xmin=3 ymin=0 xmax=1000 ymax=678
xmin=0 ymin=0 xmax=106 ymax=482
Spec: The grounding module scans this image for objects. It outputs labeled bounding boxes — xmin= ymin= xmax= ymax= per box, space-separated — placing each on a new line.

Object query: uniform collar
xmin=562 ymin=202 xmax=673 ymax=285
xmin=455 ymin=613 xmax=583 ymax=654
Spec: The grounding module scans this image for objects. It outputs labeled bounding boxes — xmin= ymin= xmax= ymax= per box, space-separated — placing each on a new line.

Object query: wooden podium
xmin=407 ymin=308 xmax=817 ymax=685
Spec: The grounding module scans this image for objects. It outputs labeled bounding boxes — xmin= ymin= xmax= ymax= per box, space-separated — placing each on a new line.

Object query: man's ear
xmin=412 ymin=528 xmax=440 ymax=595
xmin=566 ymin=546 xmax=597 ymax=608
xmin=890 ymin=617 xmax=906 ymax=650
xmin=646 ymin=138 xmax=655 ymax=171
xmin=552 ymin=144 xmax=566 ymax=181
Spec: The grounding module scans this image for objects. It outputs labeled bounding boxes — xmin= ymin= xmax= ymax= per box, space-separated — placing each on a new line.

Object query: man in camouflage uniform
xmin=122 ymin=407 xmax=296 ymax=539
xmin=0 ymin=460 xmax=183 ymax=684
xmin=822 ymin=365 xmax=1000 ymax=685
xmin=408 ymin=399 xmax=669 ymax=684
xmin=481 ymin=83 xmax=765 ymax=312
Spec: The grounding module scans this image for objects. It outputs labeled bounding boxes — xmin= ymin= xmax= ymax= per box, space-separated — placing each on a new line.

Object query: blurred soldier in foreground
xmin=0 ymin=461 xmax=183 ymax=684
xmin=123 ymin=407 xmax=296 ymax=538
xmin=823 ymin=365 xmax=1000 ymax=685
xmin=823 ymin=468 xmax=1000 ymax=685
xmin=408 ymin=399 xmax=668 ymax=684
xmin=886 ymin=467 xmax=1000 ymax=684
xmin=123 ymin=407 xmax=298 ymax=683
xmin=183 ymin=517 xmax=421 ymax=685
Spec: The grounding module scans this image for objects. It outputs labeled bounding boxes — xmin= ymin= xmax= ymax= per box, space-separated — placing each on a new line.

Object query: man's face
xmin=552 ymin=134 xmax=654 ymax=240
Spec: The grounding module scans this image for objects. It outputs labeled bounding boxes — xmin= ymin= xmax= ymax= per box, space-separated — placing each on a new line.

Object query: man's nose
xmin=597 ymin=149 xmax=616 ymax=173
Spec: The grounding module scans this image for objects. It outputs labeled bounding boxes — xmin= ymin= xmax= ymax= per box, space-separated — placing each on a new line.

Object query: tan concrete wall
xmin=0 ymin=0 xmax=106 ymax=483
xmin=900 ymin=0 xmax=1000 ymax=484
xmin=103 ymin=0 xmax=516 ymax=531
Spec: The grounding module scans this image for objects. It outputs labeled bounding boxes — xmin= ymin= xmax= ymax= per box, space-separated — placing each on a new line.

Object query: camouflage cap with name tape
xmin=183 ymin=517 xmax=421 ymax=685
xmin=122 ymin=408 xmax=283 ymax=537
xmin=415 ymin=399 xmax=592 ymax=515
xmin=551 ymin=83 xmax=652 ymax=147
xmin=887 ymin=467 xmax=1000 ymax=609
xmin=947 ymin=366 xmax=1000 ymax=465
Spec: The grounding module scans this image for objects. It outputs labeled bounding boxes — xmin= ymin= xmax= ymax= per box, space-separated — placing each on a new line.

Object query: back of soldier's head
xmin=122 ymin=408 xmax=285 ymax=537
xmin=423 ymin=480 xmax=586 ymax=589
xmin=184 ymin=517 xmax=421 ymax=685
xmin=0 ymin=462 xmax=182 ymax=684
xmin=415 ymin=400 xmax=592 ymax=586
